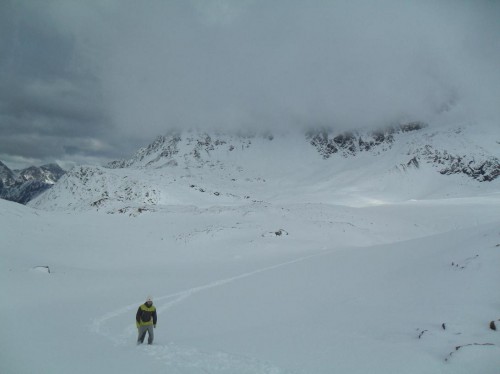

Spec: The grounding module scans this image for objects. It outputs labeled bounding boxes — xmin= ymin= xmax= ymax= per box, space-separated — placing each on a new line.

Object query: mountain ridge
xmin=105 ymin=122 xmax=499 ymax=182
xmin=28 ymin=122 xmax=500 ymax=212
xmin=0 ymin=162 xmax=66 ymax=204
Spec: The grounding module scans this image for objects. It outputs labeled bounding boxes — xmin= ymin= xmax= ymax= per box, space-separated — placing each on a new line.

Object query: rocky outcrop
xmin=419 ymin=147 xmax=500 ymax=182
xmin=307 ymin=122 xmax=427 ymax=158
xmin=0 ymin=162 xmax=65 ymax=204
xmin=307 ymin=122 xmax=499 ymax=182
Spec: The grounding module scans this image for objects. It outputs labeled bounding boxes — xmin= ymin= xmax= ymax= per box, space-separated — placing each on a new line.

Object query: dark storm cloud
xmin=0 ymin=0 xmax=112 ymax=169
xmin=1 ymin=0 xmax=499 ymax=169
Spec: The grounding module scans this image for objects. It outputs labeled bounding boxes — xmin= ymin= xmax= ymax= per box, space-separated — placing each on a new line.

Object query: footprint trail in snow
xmin=91 ymin=251 xmax=331 ymax=373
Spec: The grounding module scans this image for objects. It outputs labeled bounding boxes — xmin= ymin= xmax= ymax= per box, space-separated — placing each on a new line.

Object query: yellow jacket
xmin=136 ymin=303 xmax=157 ymax=327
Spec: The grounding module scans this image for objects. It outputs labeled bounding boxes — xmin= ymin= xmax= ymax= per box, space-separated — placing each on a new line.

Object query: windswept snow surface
xmin=1 ymin=189 xmax=500 ymax=373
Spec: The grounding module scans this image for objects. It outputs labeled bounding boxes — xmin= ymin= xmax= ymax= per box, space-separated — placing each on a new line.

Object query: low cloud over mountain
xmin=1 ymin=1 xmax=499 ymax=168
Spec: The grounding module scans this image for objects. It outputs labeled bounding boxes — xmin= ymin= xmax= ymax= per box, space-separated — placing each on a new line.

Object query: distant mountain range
xmin=104 ymin=122 xmax=499 ymax=182
xmin=27 ymin=122 xmax=500 ymax=212
xmin=0 ymin=162 xmax=65 ymax=204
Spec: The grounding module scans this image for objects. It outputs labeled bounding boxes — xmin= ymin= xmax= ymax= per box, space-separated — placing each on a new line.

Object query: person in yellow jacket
xmin=136 ymin=296 xmax=157 ymax=345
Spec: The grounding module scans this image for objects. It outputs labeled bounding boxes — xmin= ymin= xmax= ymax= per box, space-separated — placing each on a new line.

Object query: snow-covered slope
xmin=2 ymin=192 xmax=500 ymax=373
xmin=29 ymin=123 xmax=499 ymax=212
xmin=2 ymin=122 xmax=500 ymax=373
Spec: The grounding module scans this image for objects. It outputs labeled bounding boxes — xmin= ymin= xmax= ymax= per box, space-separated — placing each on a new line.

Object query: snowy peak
xmin=107 ymin=133 xmax=182 ymax=169
xmin=0 ymin=161 xmax=17 ymax=188
xmin=0 ymin=162 xmax=66 ymax=204
xmin=106 ymin=131 xmax=261 ymax=169
xmin=16 ymin=163 xmax=66 ymax=185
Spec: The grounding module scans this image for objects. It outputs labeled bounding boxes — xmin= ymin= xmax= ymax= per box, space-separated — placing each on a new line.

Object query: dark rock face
xmin=7 ymin=180 xmax=53 ymax=204
xmin=439 ymin=157 xmax=499 ymax=182
xmin=0 ymin=162 xmax=65 ymax=204
xmin=419 ymin=147 xmax=500 ymax=182
xmin=307 ymin=122 xmax=426 ymax=159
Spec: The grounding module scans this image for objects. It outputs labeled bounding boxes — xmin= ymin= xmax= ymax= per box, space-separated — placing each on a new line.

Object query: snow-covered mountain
xmin=15 ymin=163 xmax=66 ymax=184
xmin=29 ymin=122 xmax=499 ymax=212
xmin=0 ymin=161 xmax=17 ymax=189
xmin=307 ymin=123 xmax=499 ymax=182
xmin=0 ymin=162 xmax=65 ymax=204
xmin=3 ymin=123 xmax=500 ymax=373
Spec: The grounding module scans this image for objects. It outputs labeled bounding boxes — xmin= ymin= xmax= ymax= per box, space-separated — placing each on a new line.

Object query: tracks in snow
xmin=91 ymin=249 xmax=333 ymax=373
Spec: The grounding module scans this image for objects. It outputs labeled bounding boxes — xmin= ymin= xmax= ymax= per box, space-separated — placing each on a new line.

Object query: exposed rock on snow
xmin=306 ymin=122 xmax=427 ymax=158
xmin=31 ymin=266 xmax=51 ymax=274
xmin=262 ymin=229 xmax=289 ymax=238
xmin=445 ymin=343 xmax=496 ymax=362
xmin=490 ymin=321 xmax=499 ymax=331
xmin=417 ymin=147 xmax=500 ymax=182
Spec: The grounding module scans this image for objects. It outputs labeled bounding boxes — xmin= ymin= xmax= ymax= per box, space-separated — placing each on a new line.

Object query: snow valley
xmin=1 ymin=123 xmax=500 ymax=373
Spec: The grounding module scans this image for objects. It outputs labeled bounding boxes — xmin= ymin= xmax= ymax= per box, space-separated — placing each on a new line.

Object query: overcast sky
xmin=1 ymin=0 xmax=499 ymax=169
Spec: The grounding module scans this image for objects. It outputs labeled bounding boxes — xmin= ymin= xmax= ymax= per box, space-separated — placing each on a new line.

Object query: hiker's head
xmin=146 ymin=296 xmax=153 ymax=306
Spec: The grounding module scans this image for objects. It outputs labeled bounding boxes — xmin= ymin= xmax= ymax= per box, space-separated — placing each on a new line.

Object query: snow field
xmin=1 ymin=196 xmax=500 ymax=373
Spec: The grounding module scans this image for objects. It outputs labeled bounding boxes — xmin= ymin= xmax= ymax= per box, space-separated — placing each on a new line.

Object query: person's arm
xmin=153 ymin=309 xmax=157 ymax=327
xmin=136 ymin=307 xmax=142 ymax=327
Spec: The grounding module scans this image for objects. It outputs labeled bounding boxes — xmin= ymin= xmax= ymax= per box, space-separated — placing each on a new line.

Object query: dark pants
xmin=137 ymin=324 xmax=154 ymax=345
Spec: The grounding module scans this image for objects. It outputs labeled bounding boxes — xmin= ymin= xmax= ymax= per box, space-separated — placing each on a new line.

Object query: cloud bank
xmin=1 ymin=0 xmax=499 ymax=167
